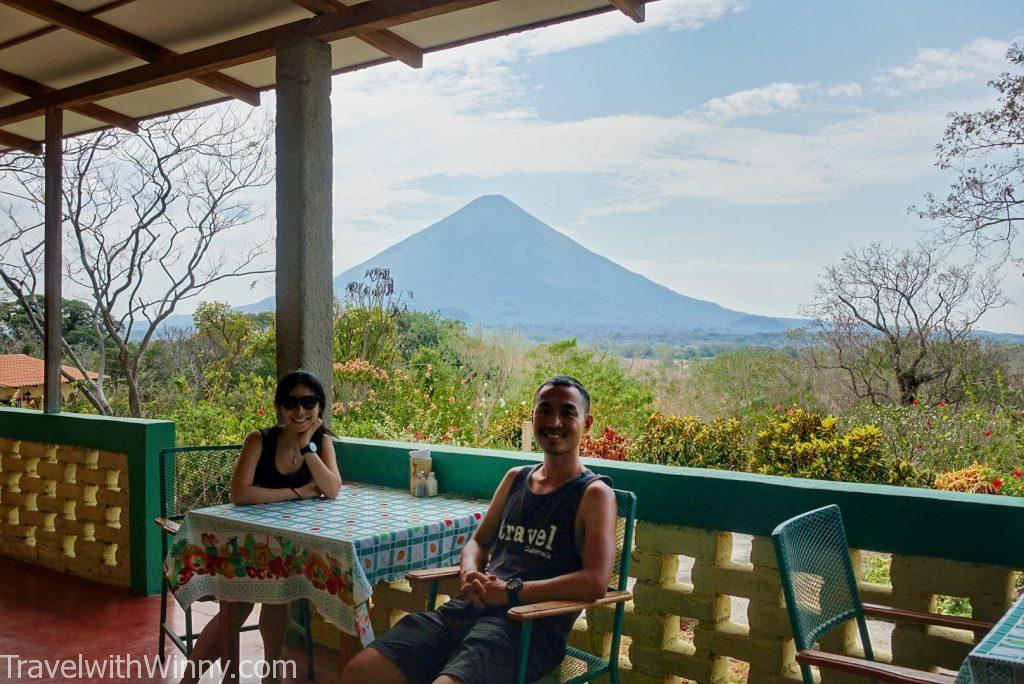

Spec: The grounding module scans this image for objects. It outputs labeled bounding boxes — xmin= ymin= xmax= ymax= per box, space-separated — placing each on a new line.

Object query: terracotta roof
xmin=0 ymin=353 xmax=99 ymax=388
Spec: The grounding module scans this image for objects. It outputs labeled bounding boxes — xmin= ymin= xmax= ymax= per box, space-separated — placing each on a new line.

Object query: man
xmin=343 ymin=375 xmax=617 ymax=684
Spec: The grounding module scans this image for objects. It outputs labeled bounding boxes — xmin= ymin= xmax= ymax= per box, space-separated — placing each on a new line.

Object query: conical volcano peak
xmin=241 ymin=195 xmax=797 ymax=337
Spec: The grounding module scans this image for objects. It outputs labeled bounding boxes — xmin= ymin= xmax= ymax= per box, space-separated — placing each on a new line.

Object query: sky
xmin=209 ymin=0 xmax=1024 ymax=333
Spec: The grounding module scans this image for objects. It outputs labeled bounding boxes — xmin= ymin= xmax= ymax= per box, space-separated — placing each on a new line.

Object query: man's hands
xmin=459 ymin=570 xmax=509 ymax=608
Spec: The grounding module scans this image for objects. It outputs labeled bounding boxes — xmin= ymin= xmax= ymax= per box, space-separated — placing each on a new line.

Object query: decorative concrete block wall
xmin=323 ymin=438 xmax=1024 ymax=683
xmin=0 ymin=437 xmax=130 ymax=585
xmin=0 ymin=408 xmax=175 ymax=594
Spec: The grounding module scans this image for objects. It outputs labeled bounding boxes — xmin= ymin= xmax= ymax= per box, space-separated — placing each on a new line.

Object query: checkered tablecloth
xmin=957 ymin=594 xmax=1024 ymax=684
xmin=164 ymin=482 xmax=485 ymax=644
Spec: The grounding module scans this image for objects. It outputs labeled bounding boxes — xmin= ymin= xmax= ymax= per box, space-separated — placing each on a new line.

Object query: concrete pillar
xmin=275 ymin=33 xmax=334 ymax=416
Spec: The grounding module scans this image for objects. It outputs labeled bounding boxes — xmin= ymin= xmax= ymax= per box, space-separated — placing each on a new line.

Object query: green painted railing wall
xmin=0 ymin=408 xmax=175 ymax=594
xmin=335 ymin=436 xmax=1024 ymax=569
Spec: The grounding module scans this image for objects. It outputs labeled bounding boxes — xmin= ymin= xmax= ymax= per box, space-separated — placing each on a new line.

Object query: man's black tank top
xmin=486 ymin=464 xmax=612 ymax=582
xmin=251 ymin=426 xmax=317 ymax=489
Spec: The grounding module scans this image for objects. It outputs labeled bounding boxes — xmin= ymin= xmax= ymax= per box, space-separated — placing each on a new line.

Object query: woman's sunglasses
xmin=279 ymin=395 xmax=320 ymax=410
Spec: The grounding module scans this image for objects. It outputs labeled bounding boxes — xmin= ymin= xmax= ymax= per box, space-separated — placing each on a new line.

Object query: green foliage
xmin=847 ymin=401 xmax=1024 ymax=475
xmin=629 ymin=412 xmax=745 ymax=469
xmin=164 ymin=374 xmax=274 ymax=446
xmin=749 ymin=408 xmax=931 ymax=486
xmin=0 ymin=296 xmax=101 ymax=353
xmin=526 ymin=339 xmax=655 ymax=438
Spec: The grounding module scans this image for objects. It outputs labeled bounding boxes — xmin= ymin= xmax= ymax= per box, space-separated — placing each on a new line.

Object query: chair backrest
xmin=158 ymin=444 xmax=242 ymax=520
xmin=771 ymin=504 xmax=871 ymax=656
xmin=609 ymin=489 xmax=637 ymax=592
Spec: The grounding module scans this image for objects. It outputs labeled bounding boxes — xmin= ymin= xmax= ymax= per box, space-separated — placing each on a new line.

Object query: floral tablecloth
xmin=957 ymin=594 xmax=1024 ymax=684
xmin=164 ymin=482 xmax=485 ymax=645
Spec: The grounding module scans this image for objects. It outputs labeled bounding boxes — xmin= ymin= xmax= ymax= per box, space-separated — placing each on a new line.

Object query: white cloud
xmin=872 ymin=37 xmax=1010 ymax=95
xmin=827 ymin=82 xmax=863 ymax=98
xmin=703 ymin=82 xmax=808 ymax=119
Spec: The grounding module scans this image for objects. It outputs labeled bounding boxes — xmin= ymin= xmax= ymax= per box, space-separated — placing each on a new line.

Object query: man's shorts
xmin=368 ymin=596 xmax=570 ymax=684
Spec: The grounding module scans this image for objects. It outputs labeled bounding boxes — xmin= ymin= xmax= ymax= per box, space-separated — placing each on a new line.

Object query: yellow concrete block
xmin=890 ymin=624 xmax=973 ymax=672
xmin=631 ymin=548 xmax=680 ymax=584
xmin=750 ymin=536 xmax=780 ymax=570
xmin=56 ymin=447 xmax=92 ymax=465
xmin=36 ymin=462 xmax=65 ymax=480
xmin=18 ymin=442 xmax=53 ymax=461
xmin=77 ymin=504 xmax=106 ymax=522
xmin=2 ymin=457 xmax=29 ymax=474
xmin=634 ymin=583 xmax=731 ymax=624
xmin=3 ymin=490 xmax=27 ymax=507
xmin=96 ymin=488 xmax=127 ymax=506
xmin=75 ymin=467 xmax=110 ymax=486
xmin=890 ymin=555 xmax=1014 ymax=604
xmin=635 ymin=523 xmax=731 ymax=561
xmin=35 ymin=495 xmax=62 ymax=514
xmin=621 ymin=612 xmax=678 ymax=648
xmin=0 ymin=537 xmax=37 ymax=561
xmin=19 ymin=476 xmax=48 ymax=494
xmin=96 ymin=451 xmax=126 ymax=469
xmin=692 ymin=561 xmax=756 ymax=599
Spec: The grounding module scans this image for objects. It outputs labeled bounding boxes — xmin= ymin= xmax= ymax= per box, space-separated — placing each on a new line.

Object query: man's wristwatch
xmin=299 ymin=441 xmax=318 ymax=456
xmin=506 ymin=577 xmax=524 ymax=606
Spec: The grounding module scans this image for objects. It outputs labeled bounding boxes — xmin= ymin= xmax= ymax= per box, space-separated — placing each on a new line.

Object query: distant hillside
xmin=241 ymin=195 xmax=802 ymax=337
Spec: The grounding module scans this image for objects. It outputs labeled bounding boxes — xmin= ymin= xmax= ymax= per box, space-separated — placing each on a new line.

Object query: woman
xmin=182 ymin=370 xmax=342 ymax=684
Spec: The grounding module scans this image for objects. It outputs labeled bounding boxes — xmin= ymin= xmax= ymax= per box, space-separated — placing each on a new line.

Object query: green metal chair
xmin=155 ymin=444 xmax=316 ymax=680
xmin=772 ymin=504 xmax=993 ymax=684
xmin=407 ymin=488 xmax=637 ymax=684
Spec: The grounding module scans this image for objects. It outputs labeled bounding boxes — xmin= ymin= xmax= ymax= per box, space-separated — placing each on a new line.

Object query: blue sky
xmin=213 ymin=0 xmax=1024 ymax=332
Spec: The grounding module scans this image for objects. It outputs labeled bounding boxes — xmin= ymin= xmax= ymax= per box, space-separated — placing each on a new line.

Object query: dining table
xmin=163 ymin=481 xmax=486 ymax=675
xmin=956 ymin=591 xmax=1024 ymax=683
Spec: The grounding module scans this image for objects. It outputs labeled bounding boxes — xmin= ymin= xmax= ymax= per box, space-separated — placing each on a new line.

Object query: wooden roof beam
xmin=0 ymin=0 xmax=139 ymax=51
xmin=0 ymin=0 xmax=493 ymax=127
xmin=289 ymin=0 xmax=423 ymax=68
xmin=0 ymin=128 xmax=41 ymax=153
xmin=0 ymin=0 xmax=260 ymax=106
xmin=609 ymin=0 xmax=644 ymax=22
xmin=0 ymin=69 xmax=138 ymax=132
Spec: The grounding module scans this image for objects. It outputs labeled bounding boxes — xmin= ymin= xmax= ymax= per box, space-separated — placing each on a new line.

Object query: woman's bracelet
xmin=291 ymin=487 xmax=301 ymax=500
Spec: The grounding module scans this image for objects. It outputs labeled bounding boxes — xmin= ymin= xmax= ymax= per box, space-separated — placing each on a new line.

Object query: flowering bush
xmin=935 ymin=463 xmax=1024 ymax=496
xmin=750 ymin=408 xmax=930 ymax=487
xmin=629 ymin=412 xmax=745 ymax=470
xmin=581 ymin=427 xmax=631 ymax=461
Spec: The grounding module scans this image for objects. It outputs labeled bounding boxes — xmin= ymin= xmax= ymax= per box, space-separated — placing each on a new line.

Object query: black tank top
xmin=251 ymin=426 xmax=317 ymax=489
xmin=486 ymin=464 xmax=611 ymax=582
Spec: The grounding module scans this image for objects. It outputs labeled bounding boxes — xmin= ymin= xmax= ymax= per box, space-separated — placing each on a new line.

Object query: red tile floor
xmin=0 ymin=555 xmax=341 ymax=683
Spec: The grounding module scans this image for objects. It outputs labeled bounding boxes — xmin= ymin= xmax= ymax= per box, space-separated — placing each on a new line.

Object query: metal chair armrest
xmin=506 ymin=590 xmax=631 ymax=622
xmin=406 ymin=566 xmax=461 ymax=583
xmin=862 ymin=603 xmax=995 ymax=633
xmin=154 ymin=517 xmax=180 ymax=536
xmin=797 ymin=650 xmax=954 ymax=684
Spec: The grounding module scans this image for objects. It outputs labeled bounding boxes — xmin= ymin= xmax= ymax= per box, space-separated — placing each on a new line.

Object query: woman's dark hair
xmin=274 ymin=369 xmax=328 ymax=419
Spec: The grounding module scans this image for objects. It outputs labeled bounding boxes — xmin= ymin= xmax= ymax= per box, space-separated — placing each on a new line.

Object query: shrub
xmin=629 ymin=412 xmax=745 ymax=470
xmin=934 ymin=463 xmax=999 ymax=494
xmin=750 ymin=408 xmax=930 ymax=487
xmin=581 ymin=427 xmax=630 ymax=461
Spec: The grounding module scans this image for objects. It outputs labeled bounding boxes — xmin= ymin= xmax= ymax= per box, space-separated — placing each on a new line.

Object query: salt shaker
xmin=427 ymin=472 xmax=438 ymax=497
xmin=414 ymin=471 xmax=428 ymax=498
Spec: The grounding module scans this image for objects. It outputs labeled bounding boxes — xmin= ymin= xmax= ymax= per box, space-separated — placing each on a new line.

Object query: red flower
xmin=257 ymin=407 xmax=265 ymax=415
xmin=993 ymin=478 xmax=1003 ymax=490
xmin=926 ymin=420 xmax=932 ymax=428
xmin=774 ymin=403 xmax=783 ymax=410
xmin=441 ymin=434 xmax=450 ymax=442
xmin=984 ymin=430 xmax=993 ymax=438
xmin=447 ymin=425 xmax=458 ymax=433
xmin=912 ymin=399 xmax=919 ymax=406
xmin=938 ymin=401 xmax=947 ymax=407
xmin=1014 ymin=469 xmax=1022 ymax=477
xmin=786 ymin=408 xmax=794 ymax=415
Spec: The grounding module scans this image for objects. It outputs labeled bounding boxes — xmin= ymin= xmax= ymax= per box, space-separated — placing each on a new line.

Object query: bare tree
xmin=916 ymin=44 xmax=1024 ymax=266
xmin=0 ymin=108 xmax=274 ymax=416
xmin=803 ymin=242 xmax=1007 ymax=405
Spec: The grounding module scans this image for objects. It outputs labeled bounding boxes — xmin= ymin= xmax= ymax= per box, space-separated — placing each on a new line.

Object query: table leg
xmin=220 ymin=602 xmax=240 ymax=682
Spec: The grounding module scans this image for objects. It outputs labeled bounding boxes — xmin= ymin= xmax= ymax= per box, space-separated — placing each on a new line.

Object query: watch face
xmin=507 ymin=578 xmax=523 ymax=591
xmin=308 ymin=442 xmax=318 ymax=453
